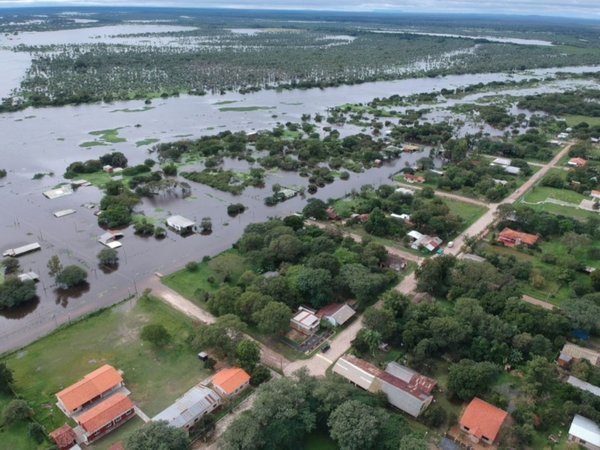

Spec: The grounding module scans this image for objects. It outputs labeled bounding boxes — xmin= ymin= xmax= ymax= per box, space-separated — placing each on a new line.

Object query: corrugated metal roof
xmin=567 ymin=376 xmax=600 ymax=398
xmin=166 ymin=215 xmax=195 ymax=229
xmin=570 ymin=415 xmax=600 ymax=447
xmin=152 ymin=385 xmax=220 ymax=429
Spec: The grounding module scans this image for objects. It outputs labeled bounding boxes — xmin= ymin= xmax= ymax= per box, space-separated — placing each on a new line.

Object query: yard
xmin=441 ymin=198 xmax=487 ymax=230
xmin=3 ymin=295 xmax=209 ymax=433
xmin=0 ymin=392 xmax=43 ymax=450
xmin=162 ymin=249 xmax=250 ymax=308
xmin=523 ymin=185 xmax=587 ymax=205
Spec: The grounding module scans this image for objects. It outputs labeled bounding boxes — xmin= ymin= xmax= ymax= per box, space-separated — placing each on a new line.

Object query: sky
xmin=0 ymin=0 xmax=599 ymax=19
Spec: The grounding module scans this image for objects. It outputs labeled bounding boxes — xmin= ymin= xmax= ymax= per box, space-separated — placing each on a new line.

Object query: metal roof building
xmin=153 ymin=385 xmax=221 ymax=431
xmin=569 ymin=415 xmax=600 ymax=450
xmin=567 ymin=376 xmax=600 ymax=398
xmin=332 ymin=355 xmax=436 ymax=417
xmin=166 ymin=215 xmax=196 ymax=233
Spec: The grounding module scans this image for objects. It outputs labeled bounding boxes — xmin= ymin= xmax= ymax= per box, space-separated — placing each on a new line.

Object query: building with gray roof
xmin=152 ymin=385 xmax=221 ymax=432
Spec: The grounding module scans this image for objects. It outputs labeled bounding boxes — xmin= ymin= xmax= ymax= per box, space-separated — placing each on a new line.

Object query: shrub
xmin=186 ymin=261 xmax=199 ymax=272
xmin=0 ymin=169 xmax=6 ymax=178
xmin=163 ymin=164 xmax=178 ymax=176
xmin=141 ymin=324 xmax=171 ymax=347
xmin=55 ymin=265 xmax=88 ymax=288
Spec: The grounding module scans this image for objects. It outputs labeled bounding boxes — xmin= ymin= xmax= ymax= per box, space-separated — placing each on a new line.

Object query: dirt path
xmin=522 ymin=295 xmax=556 ymax=310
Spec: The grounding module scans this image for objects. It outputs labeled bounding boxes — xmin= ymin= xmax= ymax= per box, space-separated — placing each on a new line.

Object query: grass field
xmin=442 ymin=198 xmax=487 ymax=230
xmin=162 ymin=249 xmax=250 ymax=307
xmin=219 ymin=106 xmax=275 ymax=112
xmin=0 ymin=392 xmax=44 ymax=450
xmin=3 ymin=295 xmax=208 ymax=432
xmin=523 ymin=185 xmax=587 ymax=204
xmin=564 ymin=115 xmax=600 ymax=127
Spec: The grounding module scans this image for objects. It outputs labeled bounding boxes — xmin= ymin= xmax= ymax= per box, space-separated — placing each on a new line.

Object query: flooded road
xmin=1 ymin=63 xmax=599 ymax=353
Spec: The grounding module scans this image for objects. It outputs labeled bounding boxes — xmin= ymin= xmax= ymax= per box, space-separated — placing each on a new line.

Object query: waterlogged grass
xmin=110 ymin=106 xmax=154 ymax=113
xmin=135 ymin=138 xmax=160 ymax=147
xmin=3 ymin=295 xmax=208 ymax=431
xmin=83 ymin=128 xmax=127 ymax=147
xmin=79 ymin=140 xmax=108 ymax=148
xmin=213 ymin=100 xmax=237 ymax=106
xmin=219 ymin=105 xmax=276 ymax=112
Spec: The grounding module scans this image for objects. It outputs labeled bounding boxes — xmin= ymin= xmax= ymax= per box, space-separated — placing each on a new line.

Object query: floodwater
xmin=371 ymin=30 xmax=554 ymax=46
xmin=0 ymin=55 xmax=599 ymax=352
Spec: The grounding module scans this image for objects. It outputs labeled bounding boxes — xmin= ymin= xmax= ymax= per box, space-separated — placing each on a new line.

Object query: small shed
xmin=166 ymin=215 xmax=196 ymax=234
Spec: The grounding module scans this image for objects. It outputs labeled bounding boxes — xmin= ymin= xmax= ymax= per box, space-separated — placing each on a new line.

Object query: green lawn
xmin=564 ymin=115 xmax=600 ymax=127
xmin=304 ymin=431 xmax=338 ymax=450
xmin=0 ymin=393 xmax=45 ymax=450
xmin=442 ymin=198 xmax=487 ymax=230
xmin=526 ymin=201 xmax=600 ymax=221
xmin=3 ymin=295 xmax=208 ymax=431
xmin=523 ymin=185 xmax=586 ymax=204
xmin=162 ymin=250 xmax=250 ymax=308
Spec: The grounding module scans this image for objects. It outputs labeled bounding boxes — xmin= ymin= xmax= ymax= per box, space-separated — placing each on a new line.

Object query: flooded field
xmin=1 ymin=62 xmax=599 ymax=353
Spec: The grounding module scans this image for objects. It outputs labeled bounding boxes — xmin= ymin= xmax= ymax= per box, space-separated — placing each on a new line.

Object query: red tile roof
xmin=49 ymin=424 xmax=77 ymax=448
xmin=56 ymin=365 xmax=122 ymax=413
xmin=212 ymin=368 xmax=251 ymax=395
xmin=498 ymin=227 xmax=539 ymax=247
xmin=569 ymin=157 xmax=588 ymax=167
xmin=404 ymin=174 xmax=425 ymax=183
xmin=77 ymin=393 xmax=134 ymax=433
xmin=460 ymin=398 xmax=508 ymax=443
xmin=316 ymin=303 xmax=345 ymax=318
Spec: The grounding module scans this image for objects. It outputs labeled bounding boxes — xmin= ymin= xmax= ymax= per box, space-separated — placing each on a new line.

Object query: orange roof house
xmin=49 ymin=424 xmax=77 ymax=450
xmin=211 ymin=368 xmax=251 ymax=397
xmin=497 ymin=227 xmax=539 ymax=248
xmin=404 ymin=174 xmax=426 ymax=184
xmin=77 ymin=393 xmax=135 ymax=443
xmin=459 ymin=398 xmax=508 ymax=445
xmin=568 ymin=157 xmax=588 ymax=168
xmin=56 ymin=365 xmax=123 ymax=414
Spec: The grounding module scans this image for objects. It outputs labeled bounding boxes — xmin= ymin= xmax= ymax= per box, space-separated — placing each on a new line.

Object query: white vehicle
xmin=447 ymin=241 xmax=454 ymax=248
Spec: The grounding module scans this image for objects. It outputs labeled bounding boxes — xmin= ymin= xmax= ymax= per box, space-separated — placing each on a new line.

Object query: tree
xmin=269 ymin=234 xmax=304 ymax=263
xmin=398 ymin=434 xmax=427 ymax=450
xmin=283 ymin=215 xmax=304 ymax=231
xmin=448 ymin=359 xmax=499 ymax=401
xmin=141 ymin=324 xmax=171 ymax=347
xmin=2 ymin=399 xmax=33 ymax=424
xmin=592 ymin=270 xmax=600 ymax=291
xmin=201 ymin=217 xmax=212 ymax=233
xmin=363 ymin=307 xmax=396 ymax=341
xmin=55 ymin=265 xmax=88 ymax=288
xmin=126 ymin=420 xmax=190 ymax=450
xmin=28 ymin=423 xmax=46 ymax=443
xmin=0 ymin=258 xmax=19 ymax=275
xmin=524 ymin=356 xmax=557 ymax=395
xmin=364 ymin=208 xmax=390 ymax=237
xmin=236 ymin=340 xmax=261 ymax=373
xmin=250 ymin=365 xmax=272 ymax=387
xmin=563 ymin=297 xmax=600 ymax=332
xmin=302 ymin=199 xmax=328 ymax=220
xmin=47 ymin=255 xmax=62 ymax=278
xmin=291 ymin=267 xmax=332 ymax=307
xmin=163 ymin=164 xmax=178 ymax=176
xmin=416 ymin=255 xmax=457 ymax=298
xmin=328 ymin=400 xmax=381 ymax=450
xmin=220 ymin=411 xmax=263 ymax=450
xmin=97 ymin=248 xmax=119 ymax=266
xmin=0 ymin=277 xmax=36 ymax=309
xmin=253 ymin=302 xmax=292 ymax=335
xmin=0 ymin=363 xmax=14 ymax=393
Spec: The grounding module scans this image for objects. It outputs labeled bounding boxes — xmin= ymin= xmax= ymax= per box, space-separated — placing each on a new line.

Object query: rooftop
xmin=498 ymin=227 xmax=539 ymax=246
xmin=166 ymin=215 xmax=196 ymax=228
xmin=561 ymin=343 xmax=600 ymax=365
xmin=459 ymin=398 xmax=508 ymax=442
xmin=153 ymin=384 xmax=220 ymax=428
xmin=77 ymin=393 xmax=134 ymax=433
xmin=212 ymin=368 xmax=251 ymax=395
xmin=570 ymin=415 xmax=600 ymax=447
xmin=49 ymin=424 xmax=77 ymax=448
xmin=292 ymin=309 xmax=320 ymax=328
xmin=56 ymin=365 xmax=123 ymax=413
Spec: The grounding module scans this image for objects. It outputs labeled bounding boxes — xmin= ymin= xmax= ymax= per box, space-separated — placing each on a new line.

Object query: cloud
xmin=0 ymin=0 xmax=599 ymax=19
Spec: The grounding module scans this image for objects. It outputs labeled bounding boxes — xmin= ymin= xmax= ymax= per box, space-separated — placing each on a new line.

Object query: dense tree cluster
xmin=221 ymin=371 xmax=425 ymax=450
xmin=518 ymin=90 xmax=600 ymax=117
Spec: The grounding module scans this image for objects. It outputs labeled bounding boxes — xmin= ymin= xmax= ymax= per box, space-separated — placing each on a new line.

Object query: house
xmin=43 ymin=185 xmax=74 ymax=199
xmin=407 ymin=231 xmax=443 ymax=252
xmin=153 ymin=384 xmax=221 ymax=432
xmin=404 ymin=174 xmax=425 ymax=184
xmin=384 ymin=255 xmax=408 ymax=272
xmin=326 ymin=207 xmax=340 ymax=221
xmin=332 ymin=355 xmax=436 ymax=417
xmin=56 ymin=365 xmax=124 ymax=415
xmin=290 ymin=307 xmax=320 ymax=335
xmin=166 ymin=215 xmax=196 ymax=234
xmin=18 ymin=272 xmax=40 ymax=283
xmin=491 ymin=157 xmax=511 ymax=166
xmin=49 ymin=424 xmax=77 ymax=450
xmin=98 ymin=231 xmax=124 ymax=249
xmin=569 ymin=157 xmax=588 ymax=168
xmin=497 ymin=228 xmax=539 ymax=248
xmin=402 ymin=144 xmax=421 ymax=153
xmin=569 ymin=415 xmax=600 ymax=450
xmin=3 ymin=242 xmax=41 ymax=258
xmin=316 ymin=304 xmax=356 ymax=327
xmin=557 ymin=352 xmax=574 ymax=369
xmin=211 ymin=368 xmax=251 ymax=398
xmin=567 ymin=376 xmax=600 ymax=398
xmin=390 ymin=213 xmax=411 ymax=223
xmin=77 ymin=393 xmax=135 ymax=444
xmin=591 ymin=190 xmax=600 ymax=200
xmin=561 ymin=343 xmax=600 ymax=367
xmin=103 ymin=165 xmax=114 ymax=173
xmin=459 ymin=398 xmax=508 ymax=445
xmin=395 ymin=187 xmax=414 ymax=196
xmin=503 ymin=165 xmax=521 ymax=175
